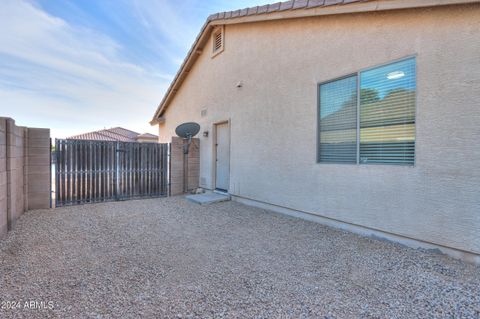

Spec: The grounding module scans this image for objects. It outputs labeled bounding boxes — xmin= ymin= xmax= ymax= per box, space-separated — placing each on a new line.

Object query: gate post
xmin=170 ymin=137 xmax=199 ymax=195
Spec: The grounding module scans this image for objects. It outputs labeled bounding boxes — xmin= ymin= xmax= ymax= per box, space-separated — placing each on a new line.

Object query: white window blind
xmin=318 ymin=76 xmax=357 ymax=163
xmin=359 ymin=58 xmax=416 ymax=165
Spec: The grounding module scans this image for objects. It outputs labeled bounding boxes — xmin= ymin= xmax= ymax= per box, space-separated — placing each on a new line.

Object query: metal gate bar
xmin=55 ymin=139 xmax=169 ymax=207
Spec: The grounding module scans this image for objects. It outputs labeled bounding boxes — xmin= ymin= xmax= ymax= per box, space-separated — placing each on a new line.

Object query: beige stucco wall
xmin=158 ymin=5 xmax=480 ymax=256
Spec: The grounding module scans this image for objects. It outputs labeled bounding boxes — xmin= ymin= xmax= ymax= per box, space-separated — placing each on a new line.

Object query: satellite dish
xmin=175 ymin=122 xmax=200 ymax=155
xmin=175 ymin=122 xmax=200 ymax=139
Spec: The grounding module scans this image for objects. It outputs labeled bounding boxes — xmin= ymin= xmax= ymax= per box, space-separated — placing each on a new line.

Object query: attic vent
xmin=212 ymin=27 xmax=224 ymax=57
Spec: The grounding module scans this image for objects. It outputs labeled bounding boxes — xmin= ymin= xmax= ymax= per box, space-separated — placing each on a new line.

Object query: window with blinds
xmin=318 ymin=76 xmax=357 ymax=163
xmin=317 ymin=57 xmax=416 ymax=166
xmin=360 ymin=58 xmax=416 ymax=165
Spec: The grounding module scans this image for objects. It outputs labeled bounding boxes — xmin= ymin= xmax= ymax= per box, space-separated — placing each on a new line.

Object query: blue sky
xmin=0 ymin=0 xmax=269 ymax=138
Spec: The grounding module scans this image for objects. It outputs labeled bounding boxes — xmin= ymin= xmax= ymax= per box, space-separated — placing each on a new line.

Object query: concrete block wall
xmin=27 ymin=128 xmax=50 ymax=210
xmin=0 ymin=120 xmax=7 ymax=237
xmin=0 ymin=117 xmax=50 ymax=238
xmin=170 ymin=137 xmax=200 ymax=196
xmin=5 ymin=118 xmax=26 ymax=230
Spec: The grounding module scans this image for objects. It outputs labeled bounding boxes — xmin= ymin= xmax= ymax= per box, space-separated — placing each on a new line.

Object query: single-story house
xmin=68 ymin=127 xmax=158 ymax=143
xmin=150 ymin=0 xmax=480 ymax=263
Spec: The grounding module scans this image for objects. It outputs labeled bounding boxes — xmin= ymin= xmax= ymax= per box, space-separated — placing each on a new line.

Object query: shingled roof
xmin=136 ymin=133 xmax=158 ymax=139
xmin=206 ymin=0 xmax=367 ymax=22
xmin=67 ymin=127 xmax=158 ymax=142
xmin=151 ymin=0 xmax=480 ymax=124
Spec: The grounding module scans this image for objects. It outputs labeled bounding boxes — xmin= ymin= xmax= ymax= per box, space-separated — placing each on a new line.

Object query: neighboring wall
xmin=158 ymin=4 xmax=480 ymax=258
xmin=27 ymin=128 xmax=51 ymax=211
xmin=0 ymin=120 xmax=6 ymax=236
xmin=0 ymin=117 xmax=50 ymax=238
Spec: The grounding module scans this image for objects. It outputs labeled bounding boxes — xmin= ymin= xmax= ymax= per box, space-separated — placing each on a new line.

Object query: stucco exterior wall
xmin=158 ymin=5 xmax=480 ymax=256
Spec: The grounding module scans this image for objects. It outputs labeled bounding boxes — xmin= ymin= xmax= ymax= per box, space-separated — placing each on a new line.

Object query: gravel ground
xmin=0 ymin=197 xmax=479 ymax=318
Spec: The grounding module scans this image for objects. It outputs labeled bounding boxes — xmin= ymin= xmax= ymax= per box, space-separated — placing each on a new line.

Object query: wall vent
xmin=212 ymin=27 xmax=224 ymax=57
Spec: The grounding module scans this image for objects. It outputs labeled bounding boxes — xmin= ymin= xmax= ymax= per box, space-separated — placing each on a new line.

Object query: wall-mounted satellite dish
xmin=175 ymin=122 xmax=200 ymax=154
xmin=175 ymin=122 xmax=200 ymax=139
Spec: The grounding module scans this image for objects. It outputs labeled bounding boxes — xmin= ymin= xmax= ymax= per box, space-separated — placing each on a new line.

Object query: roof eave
xmin=150 ymin=0 xmax=480 ymax=124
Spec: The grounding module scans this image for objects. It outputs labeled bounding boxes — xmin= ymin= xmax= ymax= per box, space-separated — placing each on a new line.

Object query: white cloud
xmin=131 ymin=0 xmax=200 ymax=51
xmin=0 ymin=0 xmax=170 ymax=138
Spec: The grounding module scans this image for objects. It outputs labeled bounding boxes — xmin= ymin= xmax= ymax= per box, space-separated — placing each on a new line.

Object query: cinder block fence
xmin=170 ymin=137 xmax=200 ymax=196
xmin=0 ymin=117 xmax=50 ymax=238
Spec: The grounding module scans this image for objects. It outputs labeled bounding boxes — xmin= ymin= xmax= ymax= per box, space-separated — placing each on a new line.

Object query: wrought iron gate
xmin=54 ymin=139 xmax=169 ymax=207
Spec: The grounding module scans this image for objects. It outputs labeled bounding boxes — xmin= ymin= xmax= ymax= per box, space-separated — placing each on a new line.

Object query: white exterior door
xmin=215 ymin=122 xmax=230 ymax=191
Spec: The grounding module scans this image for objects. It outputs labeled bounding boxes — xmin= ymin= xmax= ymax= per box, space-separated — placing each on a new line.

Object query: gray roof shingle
xmin=67 ymin=127 xmax=157 ymax=142
xmin=207 ymin=0 xmax=368 ymax=22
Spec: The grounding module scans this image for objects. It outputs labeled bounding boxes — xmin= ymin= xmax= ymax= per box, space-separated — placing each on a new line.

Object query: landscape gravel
xmin=0 ymin=196 xmax=479 ymax=318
